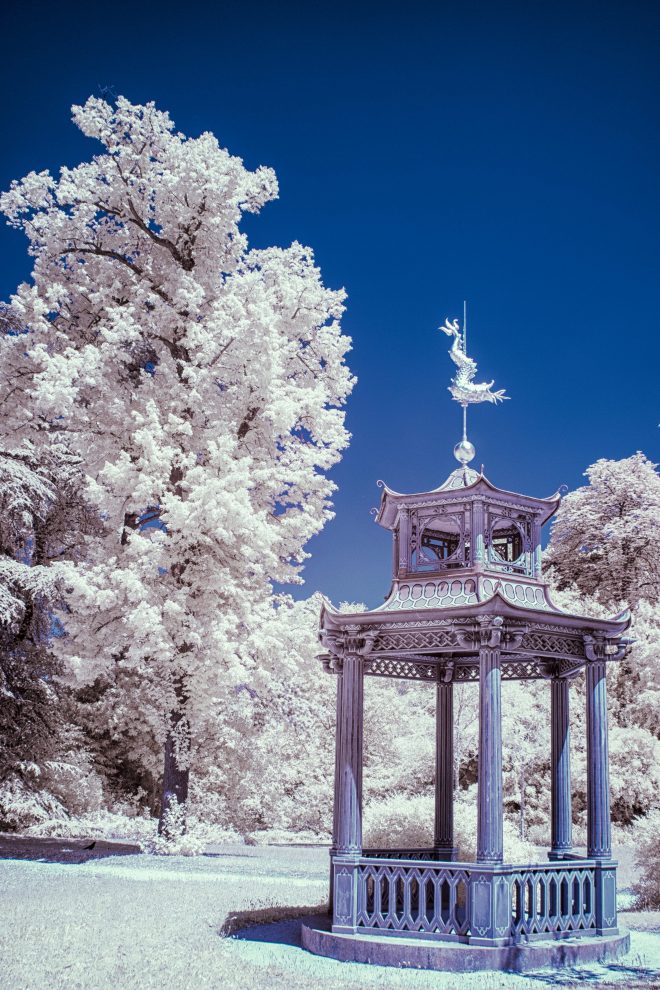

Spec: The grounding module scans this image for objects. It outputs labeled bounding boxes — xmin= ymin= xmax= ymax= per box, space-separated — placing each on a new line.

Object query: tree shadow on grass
xmin=523 ymin=959 xmax=660 ymax=986
xmin=0 ymin=834 xmax=141 ymax=864
xmin=222 ymin=905 xmax=330 ymax=948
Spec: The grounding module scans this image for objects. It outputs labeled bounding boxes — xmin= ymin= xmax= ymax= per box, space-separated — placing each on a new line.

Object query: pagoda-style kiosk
xmin=302 ymin=315 xmax=632 ymax=972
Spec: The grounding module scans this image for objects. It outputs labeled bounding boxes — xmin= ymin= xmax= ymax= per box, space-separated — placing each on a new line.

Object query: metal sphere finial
xmin=454 ymin=438 xmax=476 ymax=465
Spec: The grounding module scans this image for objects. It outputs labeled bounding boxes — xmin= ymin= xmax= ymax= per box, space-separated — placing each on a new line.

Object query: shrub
xmin=631 ymin=810 xmax=660 ymax=908
xmin=363 ymin=789 xmax=538 ymax=862
xmin=0 ymin=773 xmax=67 ymax=832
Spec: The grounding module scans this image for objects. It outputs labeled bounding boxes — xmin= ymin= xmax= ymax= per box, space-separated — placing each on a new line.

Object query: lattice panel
xmin=453 ymin=660 xmax=549 ymax=681
xmin=522 ymin=631 xmax=584 ymax=658
xmin=364 ymin=657 xmax=437 ymax=681
xmin=502 ymin=660 xmax=548 ymax=680
xmin=559 ymin=657 xmax=584 ymax=678
xmin=374 ymin=629 xmax=460 ymax=653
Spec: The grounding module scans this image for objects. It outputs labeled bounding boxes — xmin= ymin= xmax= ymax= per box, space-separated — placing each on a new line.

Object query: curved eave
xmin=320 ymin=592 xmax=631 ymax=637
xmin=374 ymin=472 xmax=562 ymax=530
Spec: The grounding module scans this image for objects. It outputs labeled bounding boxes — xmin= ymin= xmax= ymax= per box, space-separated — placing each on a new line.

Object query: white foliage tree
xmin=188 ymin=593 xmax=336 ymax=837
xmin=544 ymin=452 xmax=660 ymax=608
xmin=0 ymin=96 xmax=354 ymax=834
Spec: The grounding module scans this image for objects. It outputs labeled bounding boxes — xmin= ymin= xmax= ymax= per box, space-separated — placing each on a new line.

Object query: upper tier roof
xmin=375 ymin=465 xmax=562 ymax=530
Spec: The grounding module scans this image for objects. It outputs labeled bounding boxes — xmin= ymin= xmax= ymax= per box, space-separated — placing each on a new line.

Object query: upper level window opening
xmin=489 ymin=516 xmax=527 ymax=569
xmin=421 ymin=527 xmax=459 ymax=561
xmin=413 ymin=513 xmax=466 ymax=571
xmin=492 ymin=527 xmax=522 ymax=562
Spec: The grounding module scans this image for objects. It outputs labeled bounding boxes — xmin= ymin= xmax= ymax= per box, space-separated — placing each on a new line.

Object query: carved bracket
xmin=321 ymin=624 xmax=378 ymax=659
xmin=476 ymin=615 xmax=504 ymax=649
xmin=584 ymin=632 xmax=627 ymax=663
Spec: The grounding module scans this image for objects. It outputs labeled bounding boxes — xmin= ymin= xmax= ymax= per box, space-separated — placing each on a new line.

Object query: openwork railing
xmin=332 ymin=853 xmax=613 ymax=945
xmin=357 ymin=859 xmax=470 ymax=937
xmin=510 ymin=863 xmax=595 ymax=938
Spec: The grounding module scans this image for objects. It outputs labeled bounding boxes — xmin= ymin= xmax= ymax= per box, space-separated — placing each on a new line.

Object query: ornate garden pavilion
xmin=302 ymin=315 xmax=632 ymax=971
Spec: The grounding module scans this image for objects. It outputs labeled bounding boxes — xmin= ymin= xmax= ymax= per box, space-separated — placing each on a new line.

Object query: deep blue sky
xmin=1 ymin=1 xmax=658 ymax=607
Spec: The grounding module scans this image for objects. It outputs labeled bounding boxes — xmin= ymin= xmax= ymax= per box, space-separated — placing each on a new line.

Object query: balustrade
xmin=333 ymin=853 xmax=610 ymax=945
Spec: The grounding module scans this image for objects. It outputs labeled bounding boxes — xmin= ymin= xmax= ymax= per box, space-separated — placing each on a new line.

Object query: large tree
xmin=544 ymin=452 xmax=660 ymax=609
xmin=0 ymin=96 xmax=354 ymax=834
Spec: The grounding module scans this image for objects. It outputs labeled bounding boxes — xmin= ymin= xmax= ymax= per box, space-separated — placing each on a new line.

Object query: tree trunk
xmin=158 ymin=724 xmax=190 ymax=836
xmin=158 ymin=680 xmax=190 ymax=837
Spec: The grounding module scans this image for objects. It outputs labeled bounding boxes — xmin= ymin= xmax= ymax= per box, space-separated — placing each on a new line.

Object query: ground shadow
xmin=225 ymin=906 xmax=330 ymax=947
xmin=524 ymin=959 xmax=660 ymax=986
xmin=0 ymin=834 xmax=141 ymax=864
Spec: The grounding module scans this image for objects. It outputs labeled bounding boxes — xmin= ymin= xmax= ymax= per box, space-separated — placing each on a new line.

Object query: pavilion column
xmin=434 ymin=674 xmax=455 ymax=859
xmin=584 ymin=639 xmax=612 ymax=860
xmin=335 ymin=651 xmax=364 ymax=855
xmin=549 ymin=674 xmax=573 ymax=860
xmin=584 ymin=636 xmax=619 ymax=935
xmin=329 ymin=667 xmax=343 ymax=911
xmin=476 ymin=617 xmax=504 ymax=864
xmin=331 ymin=645 xmax=366 ymax=933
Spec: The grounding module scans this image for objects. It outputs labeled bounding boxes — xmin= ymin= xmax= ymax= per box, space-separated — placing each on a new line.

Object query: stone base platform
xmin=301 ymin=921 xmax=631 ymax=973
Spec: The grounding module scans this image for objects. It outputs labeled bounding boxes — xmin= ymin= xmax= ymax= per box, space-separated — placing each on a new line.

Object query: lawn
xmin=2 ymin=843 xmax=660 ymax=990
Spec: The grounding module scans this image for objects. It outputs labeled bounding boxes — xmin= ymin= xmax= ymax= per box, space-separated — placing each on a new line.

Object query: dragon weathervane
xmin=439 ymin=304 xmax=508 ymax=466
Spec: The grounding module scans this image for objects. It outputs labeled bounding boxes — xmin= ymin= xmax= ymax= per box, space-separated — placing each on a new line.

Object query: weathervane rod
xmin=462 ymin=300 xmax=468 ymax=442
xmin=439 ymin=304 xmax=509 ymax=468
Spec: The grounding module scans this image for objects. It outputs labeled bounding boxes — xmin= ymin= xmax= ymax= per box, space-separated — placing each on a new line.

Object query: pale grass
xmin=2 ymin=850 xmax=660 ymax=990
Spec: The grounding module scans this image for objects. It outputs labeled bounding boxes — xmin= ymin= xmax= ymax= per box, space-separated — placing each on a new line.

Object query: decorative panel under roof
xmin=374 ymin=573 xmax=555 ymax=613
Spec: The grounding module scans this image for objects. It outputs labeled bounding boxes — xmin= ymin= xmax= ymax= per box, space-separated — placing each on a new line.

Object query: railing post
xmin=469 ymin=866 xmax=512 ymax=944
xmin=434 ymin=673 xmax=457 ymax=860
xmin=332 ymin=860 xmax=361 ymax=933
xmin=549 ymin=674 xmax=573 ymax=860
xmin=477 ymin=617 xmax=504 ymax=864
xmin=594 ymin=861 xmax=619 ymax=935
